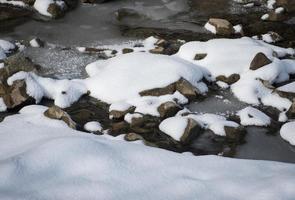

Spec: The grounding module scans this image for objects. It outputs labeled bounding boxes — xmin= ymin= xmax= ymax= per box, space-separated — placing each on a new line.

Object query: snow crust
xmin=237 ymin=107 xmax=271 ymax=127
xmin=1 ymin=105 xmax=295 ymax=200
xmin=280 ymin=121 xmax=295 ymax=145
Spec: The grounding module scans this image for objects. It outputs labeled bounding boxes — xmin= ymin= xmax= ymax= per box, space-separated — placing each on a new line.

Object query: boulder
xmin=139 ymin=83 xmax=175 ymax=97
xmin=286 ymin=99 xmax=295 ymax=118
xmin=6 ymin=80 xmax=30 ymax=108
xmin=224 ymin=125 xmax=246 ymax=142
xmin=149 ymin=47 xmax=165 ymax=54
xmin=44 ymin=106 xmax=77 ymax=129
xmin=194 ymin=53 xmax=207 ymax=60
xmin=276 ymin=0 xmax=295 ymax=12
xmin=180 ymin=118 xmax=202 ymax=144
xmin=1 ymin=54 xmax=39 ymax=82
xmin=216 ymin=74 xmax=240 ymax=85
xmin=267 ymin=10 xmax=286 ymax=22
xmin=250 ymin=52 xmax=272 ymax=70
xmin=124 ymin=132 xmax=143 ymax=142
xmin=47 ymin=3 xmax=65 ymax=19
xmin=122 ymin=48 xmax=134 ymax=54
xmin=157 ymin=101 xmax=181 ymax=118
xmin=208 ymin=18 xmax=234 ymax=36
xmin=109 ymin=106 xmax=135 ymax=120
xmin=175 ymin=78 xmax=200 ymax=100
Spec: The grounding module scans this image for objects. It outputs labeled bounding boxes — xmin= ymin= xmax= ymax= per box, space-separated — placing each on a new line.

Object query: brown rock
xmin=47 ymin=3 xmax=64 ymax=19
xmin=124 ymin=132 xmax=143 ymax=141
xmin=175 ymin=78 xmax=200 ymax=100
xmin=139 ymin=82 xmax=175 ymax=97
xmin=224 ymin=125 xmax=246 ymax=142
xmin=276 ymin=0 xmax=295 ymax=12
xmin=267 ymin=11 xmax=286 ymax=22
xmin=180 ymin=118 xmax=202 ymax=144
xmin=122 ymin=48 xmax=134 ymax=54
xmin=208 ymin=18 xmax=234 ymax=36
xmin=194 ymin=53 xmax=207 ymax=60
xmin=250 ymin=52 xmax=272 ymax=70
xmin=286 ymin=99 xmax=295 ymax=118
xmin=44 ymin=106 xmax=77 ymax=129
xmin=216 ymin=74 xmax=240 ymax=85
xmin=109 ymin=106 xmax=135 ymax=120
xmin=149 ymin=47 xmax=165 ymax=54
xmin=157 ymin=101 xmax=181 ymax=118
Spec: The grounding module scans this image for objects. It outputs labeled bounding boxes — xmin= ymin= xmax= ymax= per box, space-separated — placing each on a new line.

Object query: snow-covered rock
xmin=237 ymin=107 xmax=271 ymax=127
xmin=85 ymin=52 xmax=206 ymax=103
xmin=280 ymin=121 xmax=295 ymax=145
xmin=84 ymin=121 xmax=103 ymax=133
xmin=1 ymin=105 xmax=294 ymax=200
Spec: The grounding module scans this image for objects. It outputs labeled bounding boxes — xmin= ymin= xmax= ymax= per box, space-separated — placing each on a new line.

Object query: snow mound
xmin=7 ymin=72 xmax=87 ymax=108
xmin=159 ymin=116 xmax=188 ymax=141
xmin=237 ymin=107 xmax=271 ymax=127
xmin=0 ymin=105 xmax=295 ymax=200
xmin=280 ymin=121 xmax=295 ymax=145
xmin=84 ymin=52 xmax=205 ymax=103
xmin=175 ymin=37 xmax=294 ymax=77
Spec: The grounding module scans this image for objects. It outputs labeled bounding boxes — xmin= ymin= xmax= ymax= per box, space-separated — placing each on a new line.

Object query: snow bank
xmin=237 ymin=107 xmax=271 ymax=126
xmin=175 ymin=37 xmax=294 ymax=77
xmin=280 ymin=121 xmax=295 ymax=145
xmin=7 ymin=72 xmax=87 ymax=108
xmin=85 ymin=52 xmax=205 ymax=103
xmin=0 ymin=105 xmax=295 ymax=200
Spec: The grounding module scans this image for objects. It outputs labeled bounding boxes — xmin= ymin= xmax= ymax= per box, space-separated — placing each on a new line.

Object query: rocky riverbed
xmin=1 ymin=0 xmax=295 ymax=164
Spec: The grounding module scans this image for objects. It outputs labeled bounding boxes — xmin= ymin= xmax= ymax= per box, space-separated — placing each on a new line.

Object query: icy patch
xmin=237 ymin=107 xmax=271 ymax=127
xmin=280 ymin=121 xmax=295 ymax=145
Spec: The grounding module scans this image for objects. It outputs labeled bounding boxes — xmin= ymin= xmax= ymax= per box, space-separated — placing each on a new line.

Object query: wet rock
xmin=267 ymin=10 xmax=286 ymax=22
xmin=216 ymin=74 xmax=240 ymax=85
xmin=180 ymin=118 xmax=202 ymax=145
xmin=176 ymin=78 xmax=201 ymax=100
xmin=47 ymin=3 xmax=65 ymax=19
xmin=1 ymin=54 xmax=39 ymax=82
xmin=286 ymin=99 xmax=295 ymax=118
xmin=149 ymin=47 xmax=165 ymax=54
xmin=194 ymin=53 xmax=207 ymax=60
xmin=157 ymin=101 xmax=181 ymax=118
xmin=63 ymin=0 xmax=79 ymax=8
xmin=124 ymin=132 xmax=143 ymax=142
xmin=208 ymin=18 xmax=234 ymax=36
xmin=276 ymin=0 xmax=295 ymax=12
xmin=140 ymin=83 xmax=175 ymax=97
xmin=122 ymin=48 xmax=134 ymax=54
xmin=110 ymin=106 xmax=135 ymax=120
xmin=44 ymin=105 xmax=77 ymax=129
xmin=0 ymin=5 xmax=33 ymax=22
xmin=224 ymin=125 xmax=246 ymax=142
xmin=110 ymin=121 xmax=129 ymax=135
xmin=250 ymin=52 xmax=272 ymax=70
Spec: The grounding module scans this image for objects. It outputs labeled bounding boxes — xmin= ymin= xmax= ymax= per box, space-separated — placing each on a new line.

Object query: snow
xmin=0 ymin=39 xmax=15 ymax=54
xmin=261 ymin=14 xmax=269 ymax=20
xmin=109 ymin=102 xmax=132 ymax=112
xmin=34 ymin=0 xmax=54 ymax=17
xmin=267 ymin=0 xmax=276 ymax=9
xmin=0 ymin=62 xmax=4 ymax=69
xmin=85 ymin=52 xmax=206 ymax=103
xmin=159 ymin=116 xmax=188 ymax=141
xmin=84 ymin=121 xmax=103 ymax=132
xmin=204 ymin=22 xmax=217 ymax=34
xmin=124 ymin=113 xmax=143 ymax=124
xmin=237 ymin=107 xmax=271 ymax=127
xmin=280 ymin=121 xmax=295 ymax=145
xmin=175 ymin=37 xmax=293 ymax=78
xmin=275 ymin=7 xmax=284 ymax=14
xmin=7 ymin=72 xmax=87 ymax=108
xmin=233 ymin=24 xmax=243 ymax=34
xmin=1 ymin=105 xmax=294 ymax=200
xmin=0 ymin=97 xmax=7 ymax=112
xmin=29 ymin=38 xmax=41 ymax=48
xmin=277 ymin=82 xmax=295 ymax=93
xmin=0 ymin=0 xmax=25 ymax=6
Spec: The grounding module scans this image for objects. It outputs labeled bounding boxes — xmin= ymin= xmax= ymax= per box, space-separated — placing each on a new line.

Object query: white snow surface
xmin=1 ymin=105 xmax=295 ymax=200
xmin=34 ymin=0 xmax=54 ymax=17
xmin=7 ymin=72 xmax=87 ymax=108
xmin=0 ymin=39 xmax=15 ymax=53
xmin=85 ymin=52 xmax=206 ymax=103
xmin=176 ymin=37 xmax=294 ymax=78
xmin=237 ymin=106 xmax=271 ymax=127
xmin=159 ymin=116 xmax=188 ymax=141
xmin=280 ymin=121 xmax=295 ymax=145
xmin=277 ymin=82 xmax=295 ymax=93
xmin=84 ymin=121 xmax=103 ymax=132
